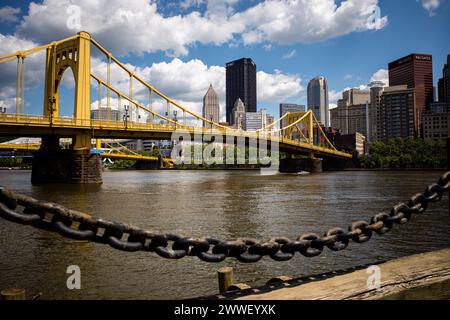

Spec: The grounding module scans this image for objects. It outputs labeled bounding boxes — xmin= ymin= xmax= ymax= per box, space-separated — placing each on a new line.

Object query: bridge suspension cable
xmin=90 ymin=74 xmax=183 ymax=127
xmin=0 ymin=35 xmax=81 ymax=62
xmin=257 ymin=111 xmax=291 ymax=132
xmin=90 ymin=37 xmax=230 ymax=130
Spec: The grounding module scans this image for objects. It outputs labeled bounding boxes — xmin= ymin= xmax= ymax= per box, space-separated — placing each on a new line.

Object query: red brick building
xmin=389 ymin=54 xmax=433 ymax=136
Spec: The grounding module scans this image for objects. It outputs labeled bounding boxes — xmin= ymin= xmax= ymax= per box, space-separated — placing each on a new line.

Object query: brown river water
xmin=0 ymin=169 xmax=449 ymax=299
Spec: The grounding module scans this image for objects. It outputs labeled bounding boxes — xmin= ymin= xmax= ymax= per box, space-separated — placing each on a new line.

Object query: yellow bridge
xmin=0 ymin=141 xmax=174 ymax=167
xmin=0 ymin=32 xmax=351 ymax=183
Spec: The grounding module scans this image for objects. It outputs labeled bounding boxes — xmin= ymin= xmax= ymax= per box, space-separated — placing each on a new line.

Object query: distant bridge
xmin=0 ymin=141 xmax=174 ymax=167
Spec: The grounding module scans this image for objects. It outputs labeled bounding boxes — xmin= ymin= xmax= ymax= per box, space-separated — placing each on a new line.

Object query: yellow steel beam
xmin=0 ymin=35 xmax=81 ymax=62
xmin=90 ymin=37 xmax=230 ymax=130
xmin=257 ymin=112 xmax=290 ymax=132
xmin=101 ymin=153 xmax=158 ymax=161
xmin=91 ymin=73 xmax=184 ymax=127
xmin=271 ymin=111 xmax=311 ymax=134
xmin=310 ymin=112 xmax=337 ymax=151
xmin=0 ymin=144 xmax=40 ymax=151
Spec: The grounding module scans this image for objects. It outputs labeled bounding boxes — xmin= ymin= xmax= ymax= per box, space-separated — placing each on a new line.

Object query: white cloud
xmin=13 ymin=0 xmax=387 ymax=57
xmin=262 ymin=43 xmax=272 ymax=51
xmin=61 ymin=55 xmax=303 ymax=120
xmin=0 ymin=6 xmax=21 ymax=23
xmin=0 ymin=98 xmax=17 ymax=113
xmin=0 ymin=34 xmax=45 ymax=112
xmin=0 ymin=29 xmax=303 ymax=119
xmin=344 ymin=74 xmax=353 ymax=80
xmin=370 ymin=68 xmax=388 ymax=86
xmin=179 ymin=0 xmax=205 ymax=10
xmin=421 ymin=0 xmax=441 ymax=16
xmin=90 ymin=56 xmax=303 ymax=107
xmin=328 ymin=90 xmax=343 ymax=105
xmin=329 ymin=68 xmax=388 ymax=105
xmin=257 ymin=70 xmax=303 ymax=103
xmin=282 ymin=49 xmax=297 ymax=59
xmin=238 ymin=0 xmax=388 ymax=45
xmin=17 ymin=0 xmax=239 ymax=57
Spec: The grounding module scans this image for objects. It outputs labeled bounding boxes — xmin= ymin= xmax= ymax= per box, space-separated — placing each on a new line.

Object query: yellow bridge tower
xmin=43 ymin=31 xmax=92 ymax=149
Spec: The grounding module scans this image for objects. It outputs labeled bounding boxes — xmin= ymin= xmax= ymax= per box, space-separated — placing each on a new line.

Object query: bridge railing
xmin=0 ymin=112 xmax=352 ymax=158
xmin=0 ymin=112 xmax=185 ymax=131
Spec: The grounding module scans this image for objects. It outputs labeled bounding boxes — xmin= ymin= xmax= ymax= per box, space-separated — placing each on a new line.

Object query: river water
xmin=0 ymin=169 xmax=449 ymax=299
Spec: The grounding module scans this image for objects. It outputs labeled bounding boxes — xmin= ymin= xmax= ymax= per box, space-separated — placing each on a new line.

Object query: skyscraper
xmin=226 ymin=58 xmax=257 ymax=124
xmin=244 ymin=108 xmax=273 ymax=131
xmin=445 ymin=55 xmax=450 ymax=103
xmin=369 ymin=81 xmax=386 ymax=142
xmin=388 ymin=53 xmax=433 ymax=112
xmin=379 ymin=85 xmax=417 ymax=141
xmin=438 ymin=78 xmax=445 ymax=103
xmin=279 ymin=103 xmax=306 ymax=128
xmin=330 ymin=88 xmax=370 ymax=137
xmin=438 ymin=54 xmax=449 ymax=104
xmin=231 ymin=98 xmax=245 ymax=130
xmin=202 ymin=84 xmax=220 ymax=129
xmin=307 ymin=76 xmax=329 ymax=126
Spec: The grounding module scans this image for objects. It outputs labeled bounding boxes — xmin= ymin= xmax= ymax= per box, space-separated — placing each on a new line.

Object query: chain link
xmin=0 ymin=172 xmax=449 ymax=263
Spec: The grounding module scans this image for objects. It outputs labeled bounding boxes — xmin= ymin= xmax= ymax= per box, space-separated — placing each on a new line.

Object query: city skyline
xmin=0 ymin=0 xmax=449 ymax=123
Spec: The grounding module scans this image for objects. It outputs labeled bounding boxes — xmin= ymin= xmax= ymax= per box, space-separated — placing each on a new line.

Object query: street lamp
xmin=123 ymin=105 xmax=130 ymax=128
xmin=173 ymin=110 xmax=178 ymax=127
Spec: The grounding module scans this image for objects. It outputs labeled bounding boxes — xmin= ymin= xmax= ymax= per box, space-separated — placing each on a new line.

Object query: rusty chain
xmin=0 ymin=172 xmax=449 ymax=263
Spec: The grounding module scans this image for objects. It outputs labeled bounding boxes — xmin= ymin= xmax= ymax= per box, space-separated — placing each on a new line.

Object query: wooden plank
xmin=238 ymin=249 xmax=450 ymax=300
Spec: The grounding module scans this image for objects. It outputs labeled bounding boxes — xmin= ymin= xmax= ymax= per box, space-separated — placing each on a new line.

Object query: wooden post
xmin=218 ymin=267 xmax=234 ymax=294
xmin=1 ymin=288 xmax=26 ymax=300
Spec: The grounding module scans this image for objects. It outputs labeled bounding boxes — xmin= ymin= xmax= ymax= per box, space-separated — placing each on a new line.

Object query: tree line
xmin=360 ymin=139 xmax=448 ymax=169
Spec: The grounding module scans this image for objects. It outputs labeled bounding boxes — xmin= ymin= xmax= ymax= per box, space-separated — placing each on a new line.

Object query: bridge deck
xmin=0 ymin=115 xmax=352 ymax=159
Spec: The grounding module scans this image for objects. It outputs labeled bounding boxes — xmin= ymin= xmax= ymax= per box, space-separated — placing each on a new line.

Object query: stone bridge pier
xmin=31 ymin=135 xmax=103 ymax=184
xmin=279 ymin=155 xmax=323 ymax=173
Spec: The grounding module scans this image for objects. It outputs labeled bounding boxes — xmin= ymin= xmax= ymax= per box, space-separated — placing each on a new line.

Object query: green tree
xmin=362 ymin=139 xmax=447 ymax=169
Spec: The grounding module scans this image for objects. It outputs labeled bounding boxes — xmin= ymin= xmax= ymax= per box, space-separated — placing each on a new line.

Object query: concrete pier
xmin=31 ymin=136 xmax=102 ymax=184
xmin=279 ymin=157 xmax=323 ymax=173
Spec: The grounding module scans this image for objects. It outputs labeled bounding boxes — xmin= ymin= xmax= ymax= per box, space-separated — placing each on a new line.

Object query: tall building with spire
xmin=202 ymin=84 xmax=220 ymax=129
xmin=307 ymin=76 xmax=329 ymax=126
xmin=232 ymin=98 xmax=245 ymax=129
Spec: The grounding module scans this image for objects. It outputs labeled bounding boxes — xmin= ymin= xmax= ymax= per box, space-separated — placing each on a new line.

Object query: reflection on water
xmin=0 ymin=169 xmax=449 ymax=299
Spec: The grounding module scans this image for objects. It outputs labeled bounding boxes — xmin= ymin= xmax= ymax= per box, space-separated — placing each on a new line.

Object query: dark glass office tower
xmin=226 ymin=58 xmax=257 ymax=124
xmin=438 ymin=54 xmax=449 ymax=104
xmin=388 ymin=53 xmax=433 ymax=111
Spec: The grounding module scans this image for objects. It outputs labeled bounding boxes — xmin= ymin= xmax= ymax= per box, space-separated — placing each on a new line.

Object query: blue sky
xmin=0 ymin=0 xmax=449 ymax=121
